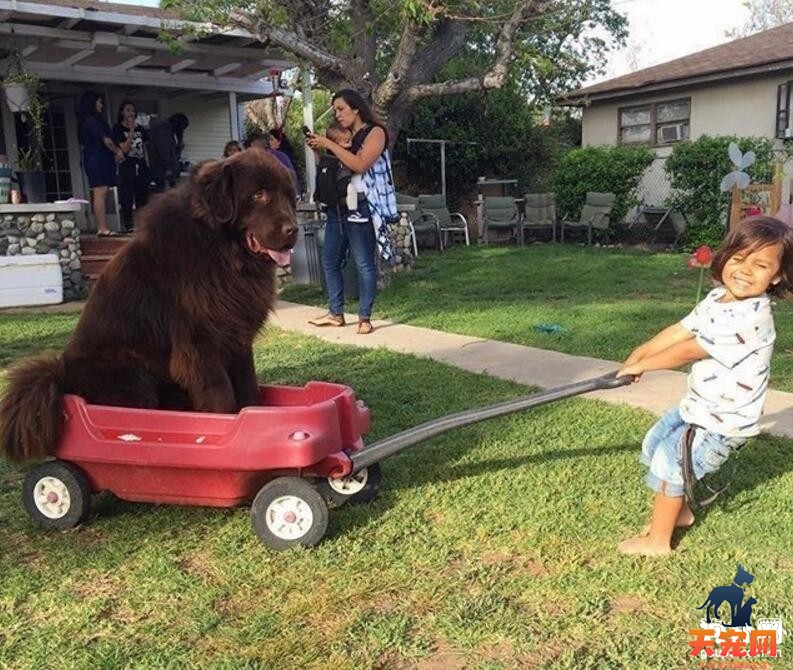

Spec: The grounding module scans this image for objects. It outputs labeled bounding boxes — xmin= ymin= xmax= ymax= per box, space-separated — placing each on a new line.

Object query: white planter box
xmin=0 ymin=254 xmax=63 ymax=308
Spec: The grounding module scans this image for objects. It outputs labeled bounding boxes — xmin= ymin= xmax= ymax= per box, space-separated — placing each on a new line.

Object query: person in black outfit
xmin=113 ymin=100 xmax=149 ymax=232
xmin=148 ymin=113 xmax=189 ymax=190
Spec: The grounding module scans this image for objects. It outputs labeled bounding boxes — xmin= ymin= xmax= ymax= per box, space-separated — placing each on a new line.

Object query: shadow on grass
xmin=384 ymin=441 xmax=637 ymax=492
xmin=686 ymin=432 xmax=793 ymax=521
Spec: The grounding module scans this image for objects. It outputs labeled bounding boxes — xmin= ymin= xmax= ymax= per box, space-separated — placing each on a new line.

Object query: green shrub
xmin=393 ymin=84 xmax=581 ymax=209
xmin=664 ymin=135 xmax=775 ymax=229
xmin=679 ymin=222 xmax=726 ymax=251
xmin=553 ymin=145 xmax=655 ymax=231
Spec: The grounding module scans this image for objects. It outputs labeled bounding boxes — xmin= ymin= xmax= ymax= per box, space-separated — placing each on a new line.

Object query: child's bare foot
xmin=618 ymin=535 xmax=673 ymax=556
xmin=640 ymin=505 xmax=695 ymax=536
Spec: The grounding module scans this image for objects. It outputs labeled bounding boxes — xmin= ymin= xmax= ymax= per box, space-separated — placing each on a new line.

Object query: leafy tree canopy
xmin=726 ymin=0 xmax=793 ymax=38
xmin=161 ymin=0 xmax=627 ymax=143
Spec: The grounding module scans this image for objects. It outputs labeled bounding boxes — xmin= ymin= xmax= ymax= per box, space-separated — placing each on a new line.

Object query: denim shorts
xmin=640 ymin=407 xmax=746 ymax=496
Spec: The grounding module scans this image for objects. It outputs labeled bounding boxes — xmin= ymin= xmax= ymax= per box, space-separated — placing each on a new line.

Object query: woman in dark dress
xmin=113 ymin=100 xmax=149 ymax=232
xmin=78 ymin=90 xmax=125 ymax=236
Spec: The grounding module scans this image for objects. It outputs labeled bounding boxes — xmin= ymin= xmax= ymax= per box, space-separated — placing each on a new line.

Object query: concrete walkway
xmin=5 ymin=298 xmax=793 ymax=438
xmin=271 ymin=301 xmax=793 ymax=440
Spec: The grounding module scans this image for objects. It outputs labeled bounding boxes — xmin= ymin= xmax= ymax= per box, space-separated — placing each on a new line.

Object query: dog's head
xmin=735 ymin=565 xmax=755 ymax=587
xmin=191 ymin=149 xmax=298 ymax=265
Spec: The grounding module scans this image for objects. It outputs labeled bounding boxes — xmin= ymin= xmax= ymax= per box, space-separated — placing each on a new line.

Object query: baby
xmin=324 ymin=124 xmax=366 ymax=222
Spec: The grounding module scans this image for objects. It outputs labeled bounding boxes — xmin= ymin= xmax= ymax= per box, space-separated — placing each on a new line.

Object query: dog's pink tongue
xmin=266 ymin=249 xmax=292 ymax=266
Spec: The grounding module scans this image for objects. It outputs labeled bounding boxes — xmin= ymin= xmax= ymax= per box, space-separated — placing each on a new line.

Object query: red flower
xmin=687 ymin=245 xmax=713 ymax=269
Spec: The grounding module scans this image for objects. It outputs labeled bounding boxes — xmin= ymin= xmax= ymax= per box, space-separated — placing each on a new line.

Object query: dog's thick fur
xmin=0 ymin=149 xmax=297 ymax=463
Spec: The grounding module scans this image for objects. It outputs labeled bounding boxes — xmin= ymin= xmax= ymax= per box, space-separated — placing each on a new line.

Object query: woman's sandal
xmin=357 ymin=320 xmax=374 ymax=335
xmin=308 ymin=313 xmax=346 ymax=327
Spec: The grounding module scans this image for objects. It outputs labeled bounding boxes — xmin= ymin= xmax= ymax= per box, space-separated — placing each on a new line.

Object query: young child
xmin=317 ymin=124 xmax=366 ymax=222
xmin=617 ymin=216 xmax=793 ymax=556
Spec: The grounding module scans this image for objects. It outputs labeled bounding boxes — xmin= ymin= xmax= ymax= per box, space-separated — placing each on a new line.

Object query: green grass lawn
xmin=1 ymin=312 xmax=793 ymax=668
xmin=282 ymin=244 xmax=793 ymax=393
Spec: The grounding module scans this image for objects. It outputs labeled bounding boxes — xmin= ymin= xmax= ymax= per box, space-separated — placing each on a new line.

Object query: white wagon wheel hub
xmin=266 ymin=495 xmax=314 ymax=540
xmin=327 ymin=468 xmax=369 ymax=495
xmin=33 ymin=476 xmax=72 ymax=519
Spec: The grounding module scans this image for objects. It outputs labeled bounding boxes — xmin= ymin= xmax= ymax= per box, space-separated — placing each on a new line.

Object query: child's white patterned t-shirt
xmin=679 ymin=286 xmax=775 ymax=437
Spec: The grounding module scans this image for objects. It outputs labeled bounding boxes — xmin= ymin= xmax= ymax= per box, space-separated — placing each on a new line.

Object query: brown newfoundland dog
xmin=0 ymin=149 xmax=297 ymax=463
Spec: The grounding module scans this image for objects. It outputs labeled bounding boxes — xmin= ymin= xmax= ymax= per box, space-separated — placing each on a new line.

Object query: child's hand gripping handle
xmin=593 ymin=371 xmax=636 ymax=390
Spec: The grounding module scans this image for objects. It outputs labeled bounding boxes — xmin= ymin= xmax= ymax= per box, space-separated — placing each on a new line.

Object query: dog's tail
xmin=0 ymin=355 xmax=67 ymax=463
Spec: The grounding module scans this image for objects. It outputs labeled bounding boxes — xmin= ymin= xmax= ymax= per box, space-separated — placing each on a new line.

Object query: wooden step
xmin=80 ymin=235 xmax=132 ymax=257
xmin=80 ymin=255 xmax=117 ymax=277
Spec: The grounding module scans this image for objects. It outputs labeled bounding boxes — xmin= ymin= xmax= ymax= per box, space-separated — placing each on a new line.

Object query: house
xmin=559 ymin=22 xmax=793 ymax=208
xmin=0 ymin=0 xmax=295 ymax=218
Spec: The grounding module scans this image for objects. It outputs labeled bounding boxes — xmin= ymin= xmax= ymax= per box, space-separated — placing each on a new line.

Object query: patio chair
xmin=560 ymin=191 xmax=616 ymax=245
xmin=521 ymin=192 xmax=556 ymax=243
xmin=626 ymin=205 xmax=688 ymax=247
xmin=482 ymin=196 xmax=520 ymax=244
xmin=417 ymin=194 xmax=470 ymax=248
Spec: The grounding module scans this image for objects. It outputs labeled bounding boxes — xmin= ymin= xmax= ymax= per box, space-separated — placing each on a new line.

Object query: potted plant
xmin=8 ymin=72 xmax=48 ymax=203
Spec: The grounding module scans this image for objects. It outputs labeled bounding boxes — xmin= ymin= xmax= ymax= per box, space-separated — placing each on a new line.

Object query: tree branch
xmin=376 ymin=17 xmax=429 ymax=107
xmin=230 ymin=10 xmax=349 ymax=78
xmin=399 ymin=0 xmax=547 ymax=104
xmin=350 ymin=0 xmax=376 ymax=83
xmin=405 ymin=18 xmax=469 ymax=87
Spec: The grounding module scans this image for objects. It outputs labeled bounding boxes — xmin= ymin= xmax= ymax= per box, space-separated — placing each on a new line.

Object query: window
xmin=619 ymin=99 xmax=691 ymax=145
xmin=776 ymin=82 xmax=791 ymax=138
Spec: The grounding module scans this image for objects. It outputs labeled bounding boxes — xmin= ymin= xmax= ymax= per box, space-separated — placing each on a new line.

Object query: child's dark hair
xmin=711 ymin=215 xmax=793 ymax=297
xmin=244 ymin=132 xmax=267 ymax=149
xmin=223 ymin=140 xmax=241 ymax=157
xmin=325 ymin=122 xmax=349 ymax=143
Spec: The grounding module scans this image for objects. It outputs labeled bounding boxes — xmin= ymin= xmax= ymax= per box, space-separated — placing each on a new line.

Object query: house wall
xmin=580 ymin=73 xmax=793 ymax=216
xmin=581 ymin=73 xmax=789 ymax=147
xmin=163 ymin=96 xmax=237 ymax=165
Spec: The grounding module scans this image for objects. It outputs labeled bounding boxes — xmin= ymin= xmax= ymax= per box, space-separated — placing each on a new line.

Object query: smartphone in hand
xmin=302 ymin=125 xmax=313 ymax=137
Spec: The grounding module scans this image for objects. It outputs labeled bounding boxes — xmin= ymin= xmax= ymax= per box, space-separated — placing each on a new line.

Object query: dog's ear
xmin=193 ymin=160 xmax=237 ymax=226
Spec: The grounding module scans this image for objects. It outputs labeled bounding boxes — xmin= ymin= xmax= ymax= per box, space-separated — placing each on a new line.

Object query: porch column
xmin=301 ymin=68 xmax=315 ymax=202
xmin=228 ymin=91 xmax=240 ymax=141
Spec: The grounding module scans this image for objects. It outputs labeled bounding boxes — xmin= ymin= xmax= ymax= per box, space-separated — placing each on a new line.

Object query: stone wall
xmin=390 ymin=215 xmax=415 ymax=273
xmin=0 ymin=211 xmax=86 ymax=300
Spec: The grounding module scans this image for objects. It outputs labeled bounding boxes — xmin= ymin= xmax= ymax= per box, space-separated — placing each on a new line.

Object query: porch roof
xmin=0 ymin=0 xmax=296 ymax=100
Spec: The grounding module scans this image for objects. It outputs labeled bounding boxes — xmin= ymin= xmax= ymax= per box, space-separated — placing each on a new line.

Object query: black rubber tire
xmin=22 ymin=460 xmax=92 ymax=530
xmin=250 ymin=477 xmax=329 ymax=551
xmin=316 ymin=462 xmax=383 ymax=508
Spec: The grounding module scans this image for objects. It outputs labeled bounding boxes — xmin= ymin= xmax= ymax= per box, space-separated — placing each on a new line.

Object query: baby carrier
xmin=314 ymin=154 xmax=352 ymax=212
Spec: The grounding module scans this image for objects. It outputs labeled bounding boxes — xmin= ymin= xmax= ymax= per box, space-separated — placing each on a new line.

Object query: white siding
xmin=164 ymin=96 xmax=235 ymax=164
xmin=581 ymin=73 xmax=789 ymax=148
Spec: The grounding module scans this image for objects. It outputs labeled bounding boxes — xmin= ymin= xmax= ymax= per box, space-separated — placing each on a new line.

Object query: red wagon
xmin=23 ymin=382 xmax=376 ymax=550
xmin=21 ymin=373 xmax=631 ymax=550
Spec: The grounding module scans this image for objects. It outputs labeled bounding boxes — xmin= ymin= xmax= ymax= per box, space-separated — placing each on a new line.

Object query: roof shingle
xmin=563 ymin=21 xmax=793 ymax=101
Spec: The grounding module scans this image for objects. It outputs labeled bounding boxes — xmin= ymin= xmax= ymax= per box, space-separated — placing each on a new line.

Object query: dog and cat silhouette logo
xmin=688 ymin=564 xmax=785 ymax=663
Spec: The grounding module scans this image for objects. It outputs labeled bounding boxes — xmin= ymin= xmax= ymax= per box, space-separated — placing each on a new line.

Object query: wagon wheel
xmin=22 ymin=460 xmax=92 ymax=530
xmin=250 ymin=477 xmax=329 ymax=551
xmin=316 ymin=463 xmax=382 ymax=508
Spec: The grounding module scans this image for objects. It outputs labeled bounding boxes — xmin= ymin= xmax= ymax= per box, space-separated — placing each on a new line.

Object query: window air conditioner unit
xmin=660 ymin=123 xmax=687 ymax=143
xmin=785 ymin=127 xmax=793 ymax=139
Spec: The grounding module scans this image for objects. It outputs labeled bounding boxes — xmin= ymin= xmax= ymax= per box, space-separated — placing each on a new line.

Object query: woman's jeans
xmin=322 ymin=204 xmax=377 ymax=319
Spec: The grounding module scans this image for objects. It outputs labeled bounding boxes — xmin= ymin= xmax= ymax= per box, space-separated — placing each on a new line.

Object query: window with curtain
xmin=619 ymin=99 xmax=691 ymax=145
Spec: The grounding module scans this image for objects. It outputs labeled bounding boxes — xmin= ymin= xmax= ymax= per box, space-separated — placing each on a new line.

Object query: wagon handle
xmin=349 ymin=371 xmax=634 ymax=473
